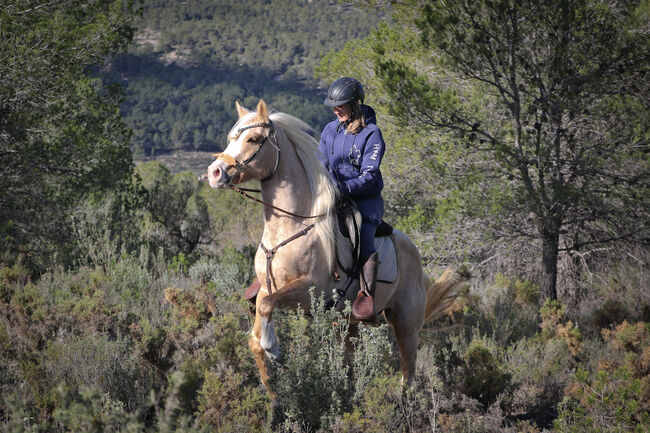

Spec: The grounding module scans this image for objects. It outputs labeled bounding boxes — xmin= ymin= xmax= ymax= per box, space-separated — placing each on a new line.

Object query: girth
xmin=260 ymin=224 xmax=314 ymax=294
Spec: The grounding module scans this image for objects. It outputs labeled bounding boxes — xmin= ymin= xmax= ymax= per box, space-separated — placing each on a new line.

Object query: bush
xmin=197 ymin=367 xmax=268 ymax=432
xmin=461 ymin=274 xmax=540 ymax=347
xmin=268 ymin=290 xmax=394 ymax=431
xmin=43 ymin=334 xmax=155 ymax=414
xmin=460 ymin=340 xmax=511 ymax=409
xmin=555 ymin=321 xmax=650 ymax=432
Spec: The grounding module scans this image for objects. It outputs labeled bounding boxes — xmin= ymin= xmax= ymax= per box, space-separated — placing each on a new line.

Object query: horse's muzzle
xmin=208 ymin=159 xmax=230 ymax=188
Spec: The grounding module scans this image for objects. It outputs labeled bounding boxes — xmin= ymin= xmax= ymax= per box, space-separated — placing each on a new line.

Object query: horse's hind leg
xmin=385 ymin=293 xmax=425 ymax=384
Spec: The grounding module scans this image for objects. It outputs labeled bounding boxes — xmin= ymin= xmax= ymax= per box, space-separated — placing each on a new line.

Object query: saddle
xmin=336 ymin=195 xmax=393 ymax=255
xmin=328 ymin=196 xmax=397 ymax=310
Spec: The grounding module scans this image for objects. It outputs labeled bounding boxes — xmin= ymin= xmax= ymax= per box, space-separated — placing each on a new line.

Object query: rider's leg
xmin=352 ymin=217 xmax=380 ymax=320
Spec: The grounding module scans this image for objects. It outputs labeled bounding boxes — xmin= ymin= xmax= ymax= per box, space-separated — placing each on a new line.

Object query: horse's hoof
xmin=264 ymin=345 xmax=281 ymax=362
xmin=270 ymin=399 xmax=285 ymax=429
xmin=260 ymin=333 xmax=280 ymax=361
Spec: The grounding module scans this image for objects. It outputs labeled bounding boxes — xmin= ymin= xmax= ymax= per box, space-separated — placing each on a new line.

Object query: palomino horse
xmin=207 ymin=100 xmax=462 ymax=393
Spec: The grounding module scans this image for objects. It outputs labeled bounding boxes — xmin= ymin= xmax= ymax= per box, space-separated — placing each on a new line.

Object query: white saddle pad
xmin=375 ymin=235 xmax=397 ymax=283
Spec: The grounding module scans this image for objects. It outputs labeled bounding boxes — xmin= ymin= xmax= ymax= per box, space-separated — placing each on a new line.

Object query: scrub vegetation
xmin=1 ymin=0 xmax=648 ymax=432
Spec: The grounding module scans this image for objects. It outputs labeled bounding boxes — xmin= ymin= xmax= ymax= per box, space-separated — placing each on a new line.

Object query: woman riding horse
xmin=319 ymin=77 xmax=385 ymax=321
xmin=208 ymin=99 xmax=464 ymax=396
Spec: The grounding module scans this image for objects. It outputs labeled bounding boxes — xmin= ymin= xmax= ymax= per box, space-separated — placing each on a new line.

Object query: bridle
xmin=212 ymin=120 xmax=326 ymax=220
xmin=213 ymin=121 xmax=280 ymax=184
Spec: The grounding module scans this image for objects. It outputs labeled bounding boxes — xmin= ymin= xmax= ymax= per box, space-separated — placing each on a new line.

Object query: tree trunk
xmin=557 ymin=228 xmax=585 ymax=308
xmin=539 ymin=229 xmax=560 ymax=306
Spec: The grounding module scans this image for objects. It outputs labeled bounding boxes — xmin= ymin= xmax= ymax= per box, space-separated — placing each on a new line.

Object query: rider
xmin=319 ymin=77 xmax=386 ymax=321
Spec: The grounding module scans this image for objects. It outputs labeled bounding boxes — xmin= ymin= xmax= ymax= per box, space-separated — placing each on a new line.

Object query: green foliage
xmin=197 ymin=368 xmax=268 ymax=432
xmin=135 ymin=162 xmax=261 ymax=262
xmin=268 ymin=290 xmax=394 ymax=431
xmin=44 ymin=334 xmax=155 ymax=414
xmin=1 ymin=245 xmax=648 ymax=432
xmin=460 ymin=341 xmax=511 ymax=409
xmin=555 ymin=321 xmax=650 ymax=432
xmin=351 ymin=324 xmax=395 ymax=402
xmin=137 ymin=162 xmax=213 ymax=259
xmin=269 ymin=293 xmax=353 ymax=430
xmin=1 ymin=0 xmax=140 ymax=270
xmin=460 ymin=274 xmax=540 ymax=347
xmin=319 ymin=0 xmax=650 ymax=306
xmin=105 ymin=0 xmax=382 ymax=157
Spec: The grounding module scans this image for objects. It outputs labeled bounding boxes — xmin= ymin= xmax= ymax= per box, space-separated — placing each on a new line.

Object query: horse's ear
xmin=236 ymin=101 xmax=249 ymax=119
xmin=257 ymin=99 xmax=269 ymax=123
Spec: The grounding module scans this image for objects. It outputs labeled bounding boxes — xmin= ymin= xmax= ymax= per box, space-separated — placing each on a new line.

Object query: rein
xmin=230 ymin=185 xmax=326 ymax=220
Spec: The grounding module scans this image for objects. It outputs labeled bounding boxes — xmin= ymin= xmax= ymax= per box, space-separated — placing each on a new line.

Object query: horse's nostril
xmin=211 ymin=167 xmax=220 ymax=179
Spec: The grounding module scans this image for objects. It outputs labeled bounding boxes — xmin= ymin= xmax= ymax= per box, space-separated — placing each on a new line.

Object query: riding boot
xmin=352 ymin=252 xmax=379 ymax=321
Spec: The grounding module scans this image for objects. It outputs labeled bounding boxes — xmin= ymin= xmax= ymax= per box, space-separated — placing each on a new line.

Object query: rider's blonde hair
xmin=345 ymin=100 xmax=366 ymax=134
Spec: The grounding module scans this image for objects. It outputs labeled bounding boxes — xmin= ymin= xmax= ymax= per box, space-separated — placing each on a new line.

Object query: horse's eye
xmin=249 ymin=136 xmax=260 ymax=143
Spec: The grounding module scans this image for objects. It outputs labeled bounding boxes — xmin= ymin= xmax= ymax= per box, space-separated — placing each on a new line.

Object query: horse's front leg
xmin=255 ymin=277 xmax=313 ymax=362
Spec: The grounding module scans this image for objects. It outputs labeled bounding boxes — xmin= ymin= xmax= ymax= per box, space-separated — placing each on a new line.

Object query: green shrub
xmin=169 ymin=253 xmax=190 ymax=276
xmin=462 ymin=274 xmax=540 ymax=347
xmin=460 ymin=340 xmax=511 ymax=409
xmin=555 ymin=321 xmax=650 ymax=432
xmin=268 ymin=290 xmax=394 ymax=431
xmin=2 ymin=385 xmax=143 ymax=433
xmin=269 ymin=297 xmax=351 ymax=430
xmin=10 ymin=282 xmax=47 ymax=321
xmin=591 ymin=299 xmax=629 ymax=330
xmin=197 ymin=367 xmax=268 ymax=432
xmin=419 ymin=332 xmax=466 ymax=390
xmin=504 ymin=301 xmax=583 ymax=426
xmin=351 ymin=322 xmax=394 ymax=402
xmin=0 ymin=263 xmax=30 ymax=303
xmin=208 ymin=313 xmax=254 ymax=369
xmin=164 ymin=286 xmax=214 ymax=334
xmin=106 ymin=257 xmax=152 ymax=304
xmin=130 ymin=319 xmax=176 ymax=372
xmin=189 ymin=257 xmax=247 ymax=299
xmin=43 ymin=334 xmax=155 ymax=414
xmin=188 ymin=257 xmax=222 ymax=284
xmin=52 ymin=385 xmax=143 ymax=433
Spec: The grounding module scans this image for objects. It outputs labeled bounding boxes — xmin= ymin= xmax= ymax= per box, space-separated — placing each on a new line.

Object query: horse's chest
xmin=255 ymin=232 xmax=319 ymax=288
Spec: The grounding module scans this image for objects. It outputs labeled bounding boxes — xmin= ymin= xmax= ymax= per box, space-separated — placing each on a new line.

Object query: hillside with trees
xmin=105 ymin=0 xmax=382 ymax=157
xmin=1 ymin=1 xmax=649 ymax=432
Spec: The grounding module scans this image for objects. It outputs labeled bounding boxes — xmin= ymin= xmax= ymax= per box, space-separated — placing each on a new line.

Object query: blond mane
xmin=268 ymin=112 xmax=337 ymax=272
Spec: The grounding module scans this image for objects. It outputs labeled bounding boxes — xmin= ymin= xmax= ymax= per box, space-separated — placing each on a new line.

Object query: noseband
xmin=213 ymin=121 xmax=280 ymax=183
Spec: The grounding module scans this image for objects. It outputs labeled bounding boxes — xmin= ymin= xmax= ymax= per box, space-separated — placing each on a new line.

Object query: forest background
xmin=1 ymin=0 xmax=649 ymax=432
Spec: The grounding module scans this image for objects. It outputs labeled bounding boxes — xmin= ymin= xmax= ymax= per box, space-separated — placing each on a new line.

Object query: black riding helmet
xmin=324 ymin=77 xmax=364 ymax=107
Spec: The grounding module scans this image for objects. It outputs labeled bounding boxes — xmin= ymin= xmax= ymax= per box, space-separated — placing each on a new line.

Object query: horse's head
xmin=207 ymin=99 xmax=279 ymax=188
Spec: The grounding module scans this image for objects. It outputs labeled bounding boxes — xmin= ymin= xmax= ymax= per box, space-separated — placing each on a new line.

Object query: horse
xmin=207 ymin=99 xmax=463 ymax=395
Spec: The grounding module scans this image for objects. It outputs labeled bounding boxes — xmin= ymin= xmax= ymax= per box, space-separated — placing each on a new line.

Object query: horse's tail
xmin=423 ymin=267 xmax=467 ymax=324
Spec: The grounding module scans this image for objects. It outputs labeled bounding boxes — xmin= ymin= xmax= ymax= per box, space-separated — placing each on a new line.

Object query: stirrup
xmin=352 ymin=291 xmax=376 ymax=320
xmin=244 ymin=280 xmax=261 ymax=304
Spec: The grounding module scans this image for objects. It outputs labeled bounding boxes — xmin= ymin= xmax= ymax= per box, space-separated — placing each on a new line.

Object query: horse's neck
xmin=260 ymin=138 xmax=312 ymax=230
